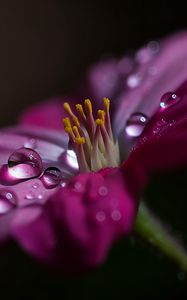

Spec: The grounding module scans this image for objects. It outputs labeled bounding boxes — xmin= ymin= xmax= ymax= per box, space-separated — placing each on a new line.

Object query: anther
xmin=84 ymin=99 xmax=93 ymax=114
xmin=103 ymin=97 xmax=110 ymax=112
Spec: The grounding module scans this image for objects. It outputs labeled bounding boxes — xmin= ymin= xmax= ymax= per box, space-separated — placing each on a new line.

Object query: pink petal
xmin=12 ymin=167 xmax=144 ymax=273
xmin=127 ymin=80 xmax=187 ymax=173
xmin=114 ymin=31 xmax=187 ymax=135
xmin=19 ymin=98 xmax=67 ymax=131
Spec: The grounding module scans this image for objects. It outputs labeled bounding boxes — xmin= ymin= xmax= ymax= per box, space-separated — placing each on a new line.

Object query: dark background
xmin=1 ymin=0 xmax=187 ymax=299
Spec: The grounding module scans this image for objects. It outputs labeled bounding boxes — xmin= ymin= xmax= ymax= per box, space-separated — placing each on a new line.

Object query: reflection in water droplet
xmin=160 ymin=92 xmax=181 ymax=109
xmin=60 ymin=150 xmax=79 ymax=175
xmin=0 ymin=190 xmax=17 ymax=214
xmin=96 ymin=211 xmax=106 ymax=222
xmin=24 ymin=138 xmax=37 ymax=149
xmin=41 ymin=167 xmax=62 ymax=189
xmin=126 ymin=113 xmax=147 ymax=137
xmin=127 ymin=74 xmax=142 ymax=88
xmin=8 ymin=148 xmax=43 ymax=179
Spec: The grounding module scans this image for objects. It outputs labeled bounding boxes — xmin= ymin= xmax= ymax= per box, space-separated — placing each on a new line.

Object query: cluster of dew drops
xmin=125 ymin=92 xmax=181 ymax=139
xmin=123 ymin=41 xmax=181 ymax=139
xmin=0 ymin=138 xmax=67 ymax=215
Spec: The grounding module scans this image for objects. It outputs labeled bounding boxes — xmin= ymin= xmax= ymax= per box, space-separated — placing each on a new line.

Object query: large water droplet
xmin=41 ymin=167 xmax=62 ymax=189
xmin=59 ymin=149 xmax=79 ymax=176
xmin=126 ymin=113 xmax=147 ymax=137
xmin=8 ymin=148 xmax=43 ymax=179
xmin=0 ymin=190 xmax=17 ymax=214
xmin=160 ymin=92 xmax=181 ymax=109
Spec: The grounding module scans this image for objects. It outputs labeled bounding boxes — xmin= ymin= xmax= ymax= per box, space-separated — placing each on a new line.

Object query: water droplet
xmin=127 ymin=74 xmax=142 ymax=88
xmin=41 ymin=167 xmax=62 ymax=189
xmin=60 ymin=150 xmax=79 ymax=173
xmin=74 ymin=182 xmax=82 ymax=191
xmin=160 ymin=92 xmax=181 ymax=109
xmin=111 ymin=209 xmax=121 ymax=221
xmin=96 ymin=211 xmax=106 ymax=222
xmin=24 ymin=138 xmax=37 ymax=149
xmin=0 ymin=190 xmax=17 ymax=214
xmin=126 ymin=113 xmax=147 ymax=137
xmin=32 ymin=182 xmax=39 ymax=189
xmin=24 ymin=191 xmax=35 ymax=200
xmin=60 ymin=181 xmax=67 ymax=187
xmin=98 ymin=186 xmax=108 ymax=196
xmin=8 ymin=148 xmax=43 ymax=179
xmin=37 ymin=194 xmax=43 ymax=200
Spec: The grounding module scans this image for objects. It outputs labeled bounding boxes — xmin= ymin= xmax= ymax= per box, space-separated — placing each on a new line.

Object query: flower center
xmin=63 ymin=98 xmax=120 ymax=172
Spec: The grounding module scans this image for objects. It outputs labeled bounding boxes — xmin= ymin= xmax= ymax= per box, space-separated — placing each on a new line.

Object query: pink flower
xmin=1 ymin=31 xmax=187 ymax=273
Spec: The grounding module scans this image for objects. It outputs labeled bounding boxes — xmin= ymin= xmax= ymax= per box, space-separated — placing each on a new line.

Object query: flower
xmin=1 ymin=31 xmax=187 ymax=273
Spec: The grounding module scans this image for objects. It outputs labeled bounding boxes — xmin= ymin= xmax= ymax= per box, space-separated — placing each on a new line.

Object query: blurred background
xmin=1 ymin=0 xmax=187 ymax=299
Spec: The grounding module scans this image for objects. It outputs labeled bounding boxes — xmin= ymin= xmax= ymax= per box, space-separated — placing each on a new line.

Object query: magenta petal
xmin=114 ymin=31 xmax=187 ymax=135
xmin=127 ymin=80 xmax=187 ymax=173
xmin=19 ymin=98 xmax=67 ymax=131
xmin=12 ymin=167 xmax=143 ymax=273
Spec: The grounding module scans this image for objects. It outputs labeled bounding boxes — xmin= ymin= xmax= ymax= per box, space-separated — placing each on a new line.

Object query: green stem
xmin=135 ymin=202 xmax=187 ymax=271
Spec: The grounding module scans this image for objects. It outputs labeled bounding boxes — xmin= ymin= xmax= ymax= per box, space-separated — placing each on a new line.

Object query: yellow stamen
xmin=63 ymin=117 xmax=71 ymax=128
xmin=75 ymin=137 xmax=85 ymax=144
xmin=97 ymin=110 xmax=105 ymax=122
xmin=103 ymin=97 xmax=110 ymax=112
xmin=63 ymin=97 xmax=119 ymax=172
xmin=73 ymin=126 xmax=81 ymax=138
xmin=95 ymin=118 xmax=104 ymax=126
xmin=73 ymin=126 xmax=85 ymax=144
xmin=75 ymin=104 xmax=86 ymax=119
xmin=84 ymin=99 xmax=93 ymax=114
xmin=64 ymin=102 xmax=74 ymax=116
xmin=63 ymin=102 xmax=80 ymax=127
xmin=73 ymin=116 xmax=80 ymax=127
xmin=64 ymin=126 xmax=75 ymax=141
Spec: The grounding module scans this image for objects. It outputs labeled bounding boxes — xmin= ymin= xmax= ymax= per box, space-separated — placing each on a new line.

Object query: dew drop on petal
xmin=126 ymin=113 xmax=147 ymax=137
xmin=98 ymin=186 xmax=108 ymax=196
xmin=41 ymin=167 xmax=62 ymax=189
xmin=0 ymin=190 xmax=17 ymax=214
xmin=8 ymin=148 xmax=43 ymax=179
xmin=160 ymin=92 xmax=181 ymax=109
xmin=60 ymin=149 xmax=79 ymax=173
xmin=32 ymin=182 xmax=39 ymax=189
xmin=96 ymin=211 xmax=106 ymax=222
xmin=111 ymin=209 xmax=121 ymax=221
xmin=74 ymin=181 xmax=82 ymax=191
xmin=37 ymin=194 xmax=43 ymax=200
xmin=24 ymin=191 xmax=35 ymax=200
xmin=60 ymin=181 xmax=67 ymax=188
xmin=127 ymin=74 xmax=142 ymax=88
xmin=24 ymin=138 xmax=37 ymax=149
